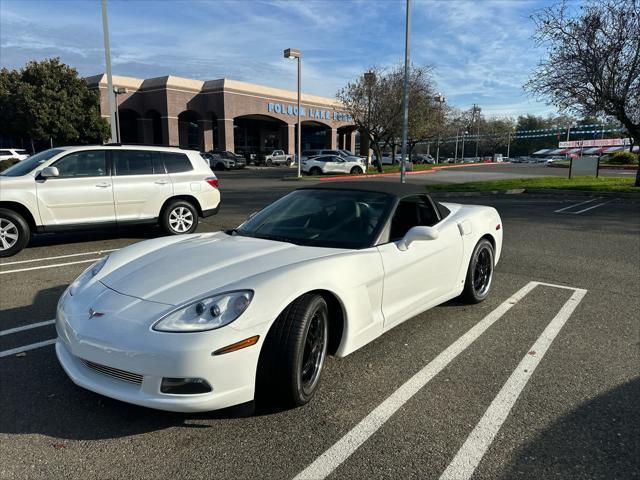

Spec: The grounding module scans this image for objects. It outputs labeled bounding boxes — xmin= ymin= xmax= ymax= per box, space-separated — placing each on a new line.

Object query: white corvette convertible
xmin=56 ymin=182 xmax=502 ymax=412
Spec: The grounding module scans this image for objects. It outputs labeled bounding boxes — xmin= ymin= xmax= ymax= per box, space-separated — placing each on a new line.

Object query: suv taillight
xmin=206 ymin=177 xmax=219 ymax=188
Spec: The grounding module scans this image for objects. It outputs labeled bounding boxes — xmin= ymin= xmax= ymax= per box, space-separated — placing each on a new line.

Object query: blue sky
xmin=0 ymin=0 xmax=560 ymax=117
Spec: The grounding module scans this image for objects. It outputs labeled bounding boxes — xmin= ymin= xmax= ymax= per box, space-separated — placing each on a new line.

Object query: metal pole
xmin=506 ymin=129 xmax=511 ymax=159
xmin=461 ymin=133 xmax=465 ymax=161
xmin=473 ymin=105 xmax=480 ymax=160
xmin=454 ymin=129 xmax=459 ymax=161
xmin=297 ymin=56 xmax=301 ymax=178
xmin=101 ymin=0 xmax=117 ymax=143
xmin=399 ymin=0 xmax=411 ymax=184
xmin=114 ymin=91 xmax=121 ymax=143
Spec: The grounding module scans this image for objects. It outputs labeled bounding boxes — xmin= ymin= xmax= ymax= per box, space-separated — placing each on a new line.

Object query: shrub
xmin=606 ymin=150 xmax=639 ymax=165
xmin=0 ymin=158 xmax=20 ymax=172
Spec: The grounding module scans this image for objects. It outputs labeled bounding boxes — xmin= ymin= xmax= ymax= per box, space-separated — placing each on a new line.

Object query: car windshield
xmin=234 ymin=189 xmax=394 ymax=249
xmin=0 ymin=148 xmax=64 ymax=177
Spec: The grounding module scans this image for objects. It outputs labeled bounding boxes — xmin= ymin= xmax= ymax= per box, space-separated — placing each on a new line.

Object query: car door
xmin=35 ymin=149 xmax=116 ymax=226
xmin=111 ymin=149 xmax=172 ymax=222
xmin=377 ymin=195 xmax=463 ymax=328
xmin=322 ymin=155 xmax=341 ymax=173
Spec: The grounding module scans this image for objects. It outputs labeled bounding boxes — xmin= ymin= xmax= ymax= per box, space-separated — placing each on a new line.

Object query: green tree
xmin=0 ymin=58 xmax=109 ymax=151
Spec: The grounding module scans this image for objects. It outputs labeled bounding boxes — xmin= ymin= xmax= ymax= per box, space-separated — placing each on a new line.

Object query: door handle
xmin=154 ymin=180 xmax=169 ymax=185
xmin=95 ymin=182 xmax=111 ymax=188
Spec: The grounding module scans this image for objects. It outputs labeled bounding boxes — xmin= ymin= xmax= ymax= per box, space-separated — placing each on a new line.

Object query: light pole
xmin=113 ymin=86 xmax=127 ymax=143
xmin=284 ymin=48 xmax=301 ymax=178
xmin=364 ymin=71 xmax=375 ymax=164
xmin=472 ymin=104 xmax=481 ymax=160
xmin=461 ymin=130 xmax=468 ymax=161
xmin=434 ymin=93 xmax=446 ymax=164
xmin=399 ymin=0 xmax=412 ymax=184
xmin=454 ymin=129 xmax=459 ymax=162
xmin=101 ymin=0 xmax=118 ymax=143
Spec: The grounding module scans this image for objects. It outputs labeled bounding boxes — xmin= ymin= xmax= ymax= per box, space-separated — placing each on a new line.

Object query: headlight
xmin=68 ymin=256 xmax=109 ymax=296
xmin=153 ymin=290 xmax=253 ymax=332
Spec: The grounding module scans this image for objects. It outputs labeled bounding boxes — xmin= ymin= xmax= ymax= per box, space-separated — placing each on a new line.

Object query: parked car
xmin=54 ymin=181 xmax=502 ymax=412
xmin=264 ymin=150 xmax=294 ymax=166
xmin=0 ymin=148 xmax=29 ymax=161
xmin=301 ymin=149 xmax=365 ymax=165
xmin=412 ymin=154 xmax=435 ymax=164
xmin=201 ymin=152 xmax=236 ymax=170
xmin=0 ymin=145 xmax=220 ymax=256
xmin=208 ymin=150 xmax=246 ymax=168
xmin=302 ymin=155 xmax=366 ymax=175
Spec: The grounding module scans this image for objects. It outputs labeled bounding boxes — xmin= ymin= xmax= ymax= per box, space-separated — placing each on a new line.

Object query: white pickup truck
xmin=265 ymin=150 xmax=294 ymax=166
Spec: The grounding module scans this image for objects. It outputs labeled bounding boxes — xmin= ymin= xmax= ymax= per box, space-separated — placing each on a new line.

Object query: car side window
xmin=389 ymin=195 xmax=440 ymax=241
xmin=0 ymin=150 xmax=11 ymax=155
xmin=53 ymin=150 xmax=107 ymax=177
xmin=113 ymin=150 xmax=153 ymax=176
xmin=163 ymin=152 xmax=193 ymax=173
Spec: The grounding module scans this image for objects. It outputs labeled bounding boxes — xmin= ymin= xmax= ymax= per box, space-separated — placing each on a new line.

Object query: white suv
xmin=302 ymin=154 xmax=366 ymax=176
xmin=0 ymin=145 xmax=220 ymax=257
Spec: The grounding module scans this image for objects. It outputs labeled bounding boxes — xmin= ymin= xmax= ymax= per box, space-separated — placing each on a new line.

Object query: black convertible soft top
xmin=298 ymin=181 xmax=428 ymax=198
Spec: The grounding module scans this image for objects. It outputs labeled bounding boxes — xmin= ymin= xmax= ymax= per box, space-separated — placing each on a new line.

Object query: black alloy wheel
xmin=462 ymin=238 xmax=494 ymax=303
xmin=256 ymin=294 xmax=329 ymax=407
xmin=350 ymin=166 xmax=363 ymax=175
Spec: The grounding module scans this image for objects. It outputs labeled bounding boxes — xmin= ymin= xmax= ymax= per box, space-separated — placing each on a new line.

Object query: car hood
xmin=100 ymin=232 xmax=344 ymax=305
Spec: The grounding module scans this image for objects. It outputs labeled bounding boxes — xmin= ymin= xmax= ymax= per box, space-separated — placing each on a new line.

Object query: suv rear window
xmin=113 ymin=150 xmax=154 ymax=175
xmin=162 ymin=152 xmax=193 ymax=173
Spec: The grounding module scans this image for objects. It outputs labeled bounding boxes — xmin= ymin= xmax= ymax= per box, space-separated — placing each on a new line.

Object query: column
xmin=347 ymin=131 xmax=357 ymax=154
xmin=217 ymin=118 xmax=235 ymax=152
xmin=161 ymin=116 xmax=179 ymax=146
xmin=327 ymin=127 xmax=338 ymax=149
xmin=199 ymin=119 xmax=214 ymax=152
xmin=283 ymin=124 xmax=295 ymax=155
xmin=138 ymin=118 xmax=154 ymax=144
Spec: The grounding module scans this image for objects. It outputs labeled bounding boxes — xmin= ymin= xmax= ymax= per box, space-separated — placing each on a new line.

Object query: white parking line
xmin=440 ymin=287 xmax=586 ymax=480
xmin=0 ymin=339 xmax=56 ymax=358
xmin=0 ymin=258 xmax=100 ymax=275
xmin=553 ymin=198 xmax=597 ymax=213
xmin=571 ymin=199 xmax=614 ymax=214
xmin=0 ymin=249 xmax=117 ymax=266
xmin=0 ymin=319 xmax=55 ymax=336
xmin=293 ymin=281 xmax=539 ymax=480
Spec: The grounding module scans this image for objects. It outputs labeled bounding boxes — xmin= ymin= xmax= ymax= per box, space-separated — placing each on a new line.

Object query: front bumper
xmin=55 ymin=287 xmax=261 ymax=412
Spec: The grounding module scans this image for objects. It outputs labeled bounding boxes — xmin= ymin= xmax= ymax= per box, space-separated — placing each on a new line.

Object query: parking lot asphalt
xmin=1 ymin=165 xmax=639 ymax=480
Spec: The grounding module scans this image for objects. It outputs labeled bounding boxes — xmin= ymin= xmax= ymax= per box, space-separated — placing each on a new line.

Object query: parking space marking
xmin=439 ymin=287 xmax=587 ymax=480
xmin=0 ymin=339 xmax=56 ymax=358
xmin=294 ymin=281 xmax=539 ymax=480
xmin=0 ymin=258 xmax=100 ymax=275
xmin=553 ymin=198 xmax=597 ymax=213
xmin=0 ymin=249 xmax=117 ymax=266
xmin=571 ymin=199 xmax=614 ymax=214
xmin=0 ymin=319 xmax=55 ymax=336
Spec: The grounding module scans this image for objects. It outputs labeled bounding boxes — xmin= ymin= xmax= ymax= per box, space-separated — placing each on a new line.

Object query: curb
xmin=430 ymin=188 xmax=640 ymax=198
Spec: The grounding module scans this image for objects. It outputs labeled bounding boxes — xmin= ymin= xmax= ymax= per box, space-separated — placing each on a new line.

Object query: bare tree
xmin=525 ymin=0 xmax=640 ymax=185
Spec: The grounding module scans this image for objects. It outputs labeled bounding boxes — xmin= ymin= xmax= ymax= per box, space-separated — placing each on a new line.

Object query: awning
xmin=532 ymin=149 xmax=551 ymax=155
xmin=547 ymin=148 xmax=564 ymax=155
xmin=603 ymin=146 xmax=624 ymax=153
xmin=565 ymin=148 xmax=582 ymax=154
xmin=583 ymin=147 xmax=604 ymax=154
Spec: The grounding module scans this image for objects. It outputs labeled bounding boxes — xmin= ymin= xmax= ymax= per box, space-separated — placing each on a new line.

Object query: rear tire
xmin=256 ymin=294 xmax=328 ymax=408
xmin=161 ymin=200 xmax=199 ymax=235
xmin=462 ymin=239 xmax=494 ymax=303
xmin=286 ymin=158 xmax=292 ymax=167
xmin=0 ymin=209 xmax=30 ymax=257
xmin=309 ymin=167 xmax=322 ymax=176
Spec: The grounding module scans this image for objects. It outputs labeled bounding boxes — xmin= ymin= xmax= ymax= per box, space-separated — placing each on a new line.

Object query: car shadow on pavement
xmin=26 ymin=225 xmax=162 ymax=250
xmin=500 ymin=377 xmax=640 ymax=479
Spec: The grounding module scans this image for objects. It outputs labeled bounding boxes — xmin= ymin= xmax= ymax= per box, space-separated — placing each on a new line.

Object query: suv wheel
xmin=0 ymin=209 xmax=30 ymax=257
xmin=309 ymin=167 xmax=322 ymax=176
xmin=162 ymin=200 xmax=199 ymax=235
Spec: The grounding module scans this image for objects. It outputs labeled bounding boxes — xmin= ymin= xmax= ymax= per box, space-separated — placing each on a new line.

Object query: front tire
xmin=161 ymin=200 xmax=199 ymax=235
xmin=0 ymin=209 xmax=30 ymax=257
xmin=257 ymin=294 xmax=328 ymax=408
xmin=266 ymin=159 xmax=273 ymax=167
xmin=462 ymin=239 xmax=494 ymax=303
xmin=350 ymin=166 xmax=363 ymax=175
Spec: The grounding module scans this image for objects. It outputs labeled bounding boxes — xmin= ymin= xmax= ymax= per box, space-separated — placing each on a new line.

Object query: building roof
xmin=299 ymin=181 xmax=428 ymax=197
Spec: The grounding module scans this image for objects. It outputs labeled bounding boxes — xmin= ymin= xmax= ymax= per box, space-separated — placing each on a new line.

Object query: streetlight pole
xmin=454 ymin=129 xmax=459 ymax=162
xmin=113 ymin=87 xmax=126 ymax=143
xmin=101 ymin=0 xmax=118 ymax=143
xmin=284 ymin=48 xmax=301 ymax=178
xmin=461 ymin=130 xmax=467 ymax=161
xmin=472 ymin=104 xmax=481 ymax=160
xmin=399 ymin=0 xmax=412 ymax=184
xmin=434 ymin=93 xmax=446 ymax=164
xmin=364 ymin=71 xmax=375 ymax=165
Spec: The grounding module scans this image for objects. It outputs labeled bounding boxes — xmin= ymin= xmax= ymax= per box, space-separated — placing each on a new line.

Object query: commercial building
xmin=86 ymin=74 xmax=363 ymax=157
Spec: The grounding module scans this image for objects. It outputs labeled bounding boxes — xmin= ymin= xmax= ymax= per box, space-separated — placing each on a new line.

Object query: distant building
xmin=86 ymin=74 xmax=363 ymax=156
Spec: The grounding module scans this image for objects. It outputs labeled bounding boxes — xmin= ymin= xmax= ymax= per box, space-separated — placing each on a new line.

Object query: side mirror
xmin=39 ymin=166 xmax=59 ymax=178
xmin=398 ymin=226 xmax=439 ymax=251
